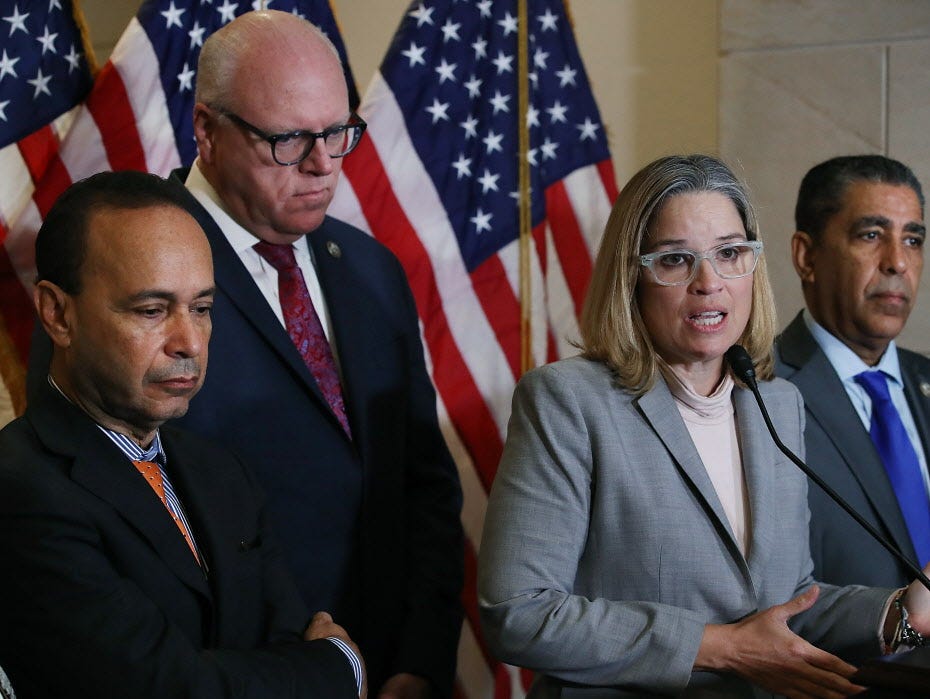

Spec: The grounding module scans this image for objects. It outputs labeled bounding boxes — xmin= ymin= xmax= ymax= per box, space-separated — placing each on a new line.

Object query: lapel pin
xmin=920 ymin=382 xmax=930 ymax=397
xmin=326 ymin=241 xmax=341 ymax=258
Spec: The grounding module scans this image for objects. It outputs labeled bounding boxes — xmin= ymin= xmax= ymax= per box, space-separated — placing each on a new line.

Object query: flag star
xmin=425 ymin=98 xmax=450 ymax=123
xmin=0 ymin=100 xmax=8 ymax=121
xmin=464 ymin=75 xmax=482 ymax=99
xmin=452 ymin=154 xmax=472 ymax=179
xmin=440 ymin=18 xmax=461 ymax=42
xmin=492 ymin=51 xmax=514 ymax=75
xmin=251 ymin=0 xmax=272 ymax=9
xmin=471 ymin=37 xmax=487 ymax=60
xmin=177 ymin=61 xmax=196 ymax=92
xmin=409 ymin=3 xmax=434 ymax=27
xmin=477 ymin=168 xmax=500 ymax=194
xmin=540 ymin=137 xmax=559 ymax=160
xmin=528 ymin=71 xmax=539 ymax=87
xmin=217 ymin=0 xmax=238 ymax=24
xmin=476 ymin=0 xmax=493 ymax=18
xmin=533 ymin=48 xmax=549 ymax=69
xmin=0 ymin=50 xmax=19 ymax=81
xmin=470 ymin=208 xmax=492 ymax=234
xmin=28 ymin=67 xmax=52 ymax=98
xmin=48 ymin=0 xmax=62 ymax=10
xmin=526 ymin=105 xmax=540 ymax=128
xmin=576 ymin=117 xmax=601 ymax=141
xmin=483 ymin=130 xmax=503 ymax=154
xmin=489 ymin=90 xmax=510 ymax=114
xmin=497 ymin=12 xmax=517 ymax=36
xmin=538 ymin=8 xmax=559 ymax=31
xmin=3 ymin=5 xmax=29 ymax=36
xmin=188 ymin=21 xmax=206 ymax=48
xmin=526 ymin=148 xmax=539 ymax=166
xmin=556 ymin=65 xmax=578 ymax=87
xmin=401 ymin=41 xmax=426 ymax=67
xmin=63 ymin=44 xmax=81 ymax=73
xmin=161 ymin=1 xmax=185 ymax=29
xmin=435 ymin=58 xmax=457 ymax=83
xmin=546 ymin=100 xmax=568 ymax=123
xmin=459 ymin=114 xmax=478 ymax=139
xmin=468 ymin=206 xmax=493 ymax=233
xmin=510 ymin=185 xmax=532 ymax=202
xmin=291 ymin=9 xmax=305 ymax=19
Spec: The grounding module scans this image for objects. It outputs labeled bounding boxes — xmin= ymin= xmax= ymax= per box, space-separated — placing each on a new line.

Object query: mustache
xmin=146 ymin=359 xmax=202 ymax=382
xmin=866 ymin=279 xmax=911 ymax=298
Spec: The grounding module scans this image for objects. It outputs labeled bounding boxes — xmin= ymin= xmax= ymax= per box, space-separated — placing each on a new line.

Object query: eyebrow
xmin=851 ymin=216 xmax=927 ymax=237
xmin=125 ymin=287 xmax=216 ymax=303
xmin=650 ymin=232 xmax=748 ymax=250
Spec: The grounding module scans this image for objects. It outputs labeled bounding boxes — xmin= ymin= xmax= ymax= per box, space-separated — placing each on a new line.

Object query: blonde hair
xmin=581 ymin=154 xmax=776 ymax=393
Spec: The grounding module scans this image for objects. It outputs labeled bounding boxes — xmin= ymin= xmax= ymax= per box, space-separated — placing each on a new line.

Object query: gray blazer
xmin=776 ymin=311 xmax=930 ymax=587
xmin=478 ymin=356 xmax=890 ymax=698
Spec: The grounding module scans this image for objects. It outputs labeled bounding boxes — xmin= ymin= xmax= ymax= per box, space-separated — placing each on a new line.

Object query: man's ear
xmin=791 ymin=231 xmax=817 ymax=284
xmin=34 ymin=280 xmax=74 ymax=348
xmin=192 ymin=102 xmax=215 ymax=164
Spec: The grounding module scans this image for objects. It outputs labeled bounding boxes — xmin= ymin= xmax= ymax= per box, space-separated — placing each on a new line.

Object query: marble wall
xmin=719 ymin=0 xmax=930 ymax=353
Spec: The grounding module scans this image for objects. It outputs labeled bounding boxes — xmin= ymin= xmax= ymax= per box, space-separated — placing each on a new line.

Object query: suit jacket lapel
xmin=309 ymin=224 xmax=381 ymax=445
xmin=637 ymin=380 xmax=750 ymax=578
xmin=29 ymin=385 xmax=209 ymax=598
xmin=780 ymin=315 xmax=916 ymax=559
xmin=902 ymin=354 xmax=930 ymax=453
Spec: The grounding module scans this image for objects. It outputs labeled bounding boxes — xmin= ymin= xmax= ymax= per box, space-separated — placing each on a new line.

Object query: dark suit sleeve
xmin=388 ymin=260 xmax=464 ymax=696
xmin=0 ymin=446 xmax=357 ymax=699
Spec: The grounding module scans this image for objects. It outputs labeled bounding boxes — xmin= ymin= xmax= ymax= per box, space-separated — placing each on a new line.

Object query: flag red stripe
xmin=342 ymin=139 xmax=504 ymax=490
xmin=88 ymin=62 xmax=149 ymax=172
xmin=468 ymin=255 xmax=520 ymax=381
xmin=31 ymin=157 xmax=74 ymax=218
xmin=545 ymin=181 xmax=592 ymax=318
xmin=0 ymin=240 xmax=34 ymax=364
xmin=17 ymin=127 xmax=58 ymax=183
xmin=597 ymin=158 xmax=620 ymax=202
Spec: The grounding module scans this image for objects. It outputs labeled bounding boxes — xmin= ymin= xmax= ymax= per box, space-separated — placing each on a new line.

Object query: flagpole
xmin=71 ymin=0 xmax=100 ymax=75
xmin=517 ymin=0 xmax=533 ymax=375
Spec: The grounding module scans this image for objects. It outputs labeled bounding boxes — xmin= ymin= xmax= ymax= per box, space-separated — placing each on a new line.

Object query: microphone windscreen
xmin=725 ymin=345 xmax=756 ymax=383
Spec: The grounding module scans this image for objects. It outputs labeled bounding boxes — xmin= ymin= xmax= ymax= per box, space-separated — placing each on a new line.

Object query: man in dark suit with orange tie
xmin=0 ymin=171 xmax=363 ymax=698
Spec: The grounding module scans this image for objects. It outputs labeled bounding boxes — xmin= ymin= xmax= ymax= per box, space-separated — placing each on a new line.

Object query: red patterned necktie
xmin=253 ymin=240 xmax=352 ymax=438
xmin=132 ymin=460 xmax=200 ymax=564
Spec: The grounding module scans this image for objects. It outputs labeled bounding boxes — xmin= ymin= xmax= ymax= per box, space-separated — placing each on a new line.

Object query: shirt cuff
xmin=326 ymin=637 xmax=364 ymax=696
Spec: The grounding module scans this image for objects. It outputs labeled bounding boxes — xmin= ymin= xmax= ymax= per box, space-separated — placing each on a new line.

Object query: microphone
xmin=725 ymin=344 xmax=930 ymax=593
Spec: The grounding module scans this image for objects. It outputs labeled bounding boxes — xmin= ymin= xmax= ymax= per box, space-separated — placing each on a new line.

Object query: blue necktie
xmin=855 ymin=370 xmax=930 ymax=566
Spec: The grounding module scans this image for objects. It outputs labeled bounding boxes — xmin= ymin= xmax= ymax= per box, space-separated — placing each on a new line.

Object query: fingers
xmin=772 ymin=585 xmax=820 ymax=623
xmin=304 ymin=610 xmax=349 ymax=642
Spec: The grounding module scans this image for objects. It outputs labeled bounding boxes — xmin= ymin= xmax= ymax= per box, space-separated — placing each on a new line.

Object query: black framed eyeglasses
xmin=639 ymin=240 xmax=764 ymax=286
xmin=218 ymin=109 xmax=367 ymax=165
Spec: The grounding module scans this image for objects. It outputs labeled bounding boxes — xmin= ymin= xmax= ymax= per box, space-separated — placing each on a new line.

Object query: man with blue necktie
xmin=776 ymin=155 xmax=930 ymax=588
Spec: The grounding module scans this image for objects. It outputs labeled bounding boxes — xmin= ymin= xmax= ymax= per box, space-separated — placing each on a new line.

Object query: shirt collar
xmin=803 ymin=309 xmax=903 ymax=387
xmin=46 ymin=375 xmax=166 ymax=464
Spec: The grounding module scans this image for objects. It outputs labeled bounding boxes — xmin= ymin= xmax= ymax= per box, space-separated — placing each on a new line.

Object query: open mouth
xmin=689 ymin=311 xmax=725 ymax=327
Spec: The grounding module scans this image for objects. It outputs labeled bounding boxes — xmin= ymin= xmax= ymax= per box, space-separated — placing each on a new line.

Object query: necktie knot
xmin=254 ymin=240 xmax=298 ymax=272
xmin=855 ymin=370 xmax=894 ymax=405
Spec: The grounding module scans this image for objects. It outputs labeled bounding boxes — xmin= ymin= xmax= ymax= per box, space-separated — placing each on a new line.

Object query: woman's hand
xmin=695 ymin=586 xmax=865 ymax=698
xmin=901 ymin=562 xmax=930 ymax=636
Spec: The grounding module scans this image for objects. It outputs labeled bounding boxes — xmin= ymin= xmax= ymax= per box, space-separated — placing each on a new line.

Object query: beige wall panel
xmin=78 ymin=0 xmax=138 ymax=65
xmin=720 ymin=46 xmax=884 ymax=331
xmin=721 ymin=0 xmax=930 ymax=52
xmin=889 ymin=39 xmax=930 ymax=353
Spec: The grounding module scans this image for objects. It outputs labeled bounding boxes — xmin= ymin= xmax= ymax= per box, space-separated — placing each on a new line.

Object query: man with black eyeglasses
xmin=170 ymin=10 xmax=463 ymax=699
xmin=776 ymin=155 xmax=930 ymax=591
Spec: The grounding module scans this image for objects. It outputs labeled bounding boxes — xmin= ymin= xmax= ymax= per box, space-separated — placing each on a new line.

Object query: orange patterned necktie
xmin=133 ymin=460 xmax=200 ymax=564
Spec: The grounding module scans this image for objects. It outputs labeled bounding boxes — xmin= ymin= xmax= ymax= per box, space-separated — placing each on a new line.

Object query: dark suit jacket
xmin=170 ymin=169 xmax=464 ymax=696
xmin=775 ymin=311 xmax=930 ymax=587
xmin=0 ymin=379 xmax=358 ymax=699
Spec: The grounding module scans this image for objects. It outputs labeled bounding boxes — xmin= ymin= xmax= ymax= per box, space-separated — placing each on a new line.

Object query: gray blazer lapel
xmin=636 ymin=380 xmax=748 ymax=571
xmin=733 ymin=386 xmax=777 ymax=592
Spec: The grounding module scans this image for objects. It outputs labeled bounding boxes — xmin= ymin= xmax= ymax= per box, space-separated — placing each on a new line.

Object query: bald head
xmin=196 ymin=10 xmax=342 ymax=109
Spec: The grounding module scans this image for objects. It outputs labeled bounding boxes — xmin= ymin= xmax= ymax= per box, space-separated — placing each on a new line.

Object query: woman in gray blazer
xmin=478 ymin=155 xmax=930 ymax=698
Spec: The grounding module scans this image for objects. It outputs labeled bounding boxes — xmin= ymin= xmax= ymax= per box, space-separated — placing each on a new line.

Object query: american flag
xmin=0 ymin=0 xmax=355 ymax=422
xmin=0 ymin=0 xmax=93 ymax=419
xmin=328 ymin=2 xmax=618 ymax=696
